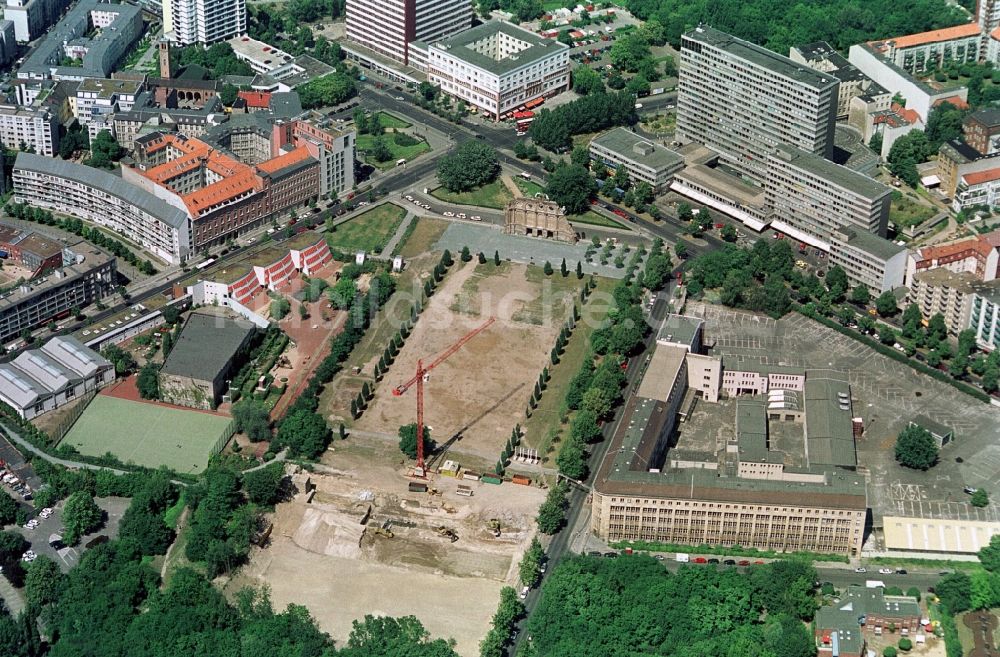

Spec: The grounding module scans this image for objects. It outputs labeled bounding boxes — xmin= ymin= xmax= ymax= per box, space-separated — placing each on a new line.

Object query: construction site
xmin=352 ymin=259 xmax=580 ymax=468
xmin=230 ymin=441 xmax=546 ymax=656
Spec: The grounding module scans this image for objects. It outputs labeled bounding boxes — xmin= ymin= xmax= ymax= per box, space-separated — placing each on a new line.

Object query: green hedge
xmin=798 ymin=307 xmax=991 ymax=403
xmin=611 ymin=541 xmax=850 ymax=563
xmin=938 ymin=606 xmax=963 ymax=657
xmin=610 ymin=539 xmax=850 ymax=563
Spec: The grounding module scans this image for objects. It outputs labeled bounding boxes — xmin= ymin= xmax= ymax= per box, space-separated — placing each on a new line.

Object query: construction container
xmin=439 ymin=459 xmax=460 ymax=477
xmin=408 ymin=482 xmax=428 ymax=493
xmin=511 ymin=475 xmax=531 ymax=486
xmin=462 ymin=471 xmax=481 ymax=481
xmin=456 ymin=485 xmax=473 ymax=497
xmin=481 ymin=475 xmax=502 ymax=485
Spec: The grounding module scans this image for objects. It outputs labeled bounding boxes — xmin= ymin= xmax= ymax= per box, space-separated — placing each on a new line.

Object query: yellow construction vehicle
xmin=487 ymin=519 xmax=501 ymax=538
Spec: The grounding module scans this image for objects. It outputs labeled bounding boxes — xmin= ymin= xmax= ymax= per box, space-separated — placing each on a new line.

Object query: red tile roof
xmin=238 ymin=90 xmax=271 ymax=109
xmin=256 ymin=146 xmax=311 ymax=175
xmin=889 ymin=23 xmax=981 ymax=49
xmin=934 ymin=95 xmax=969 ymax=110
xmin=962 ymin=167 xmax=1000 ymax=185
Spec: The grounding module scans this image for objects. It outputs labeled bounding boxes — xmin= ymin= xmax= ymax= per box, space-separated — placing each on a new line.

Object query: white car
xmin=457 ymin=213 xmax=467 ymax=219
xmin=443 ymin=211 xmax=455 ymax=217
xmin=470 ymin=215 xmax=482 ymax=221
xmin=404 ymin=195 xmax=414 ymax=201
xmin=39 ymin=508 xmax=53 ymax=518
xmin=519 ymin=586 xmax=529 ymax=600
xmin=24 ymin=519 xmax=38 ymax=529
xmin=358 ymin=201 xmax=369 ymax=206
xmin=422 ymin=204 xmax=431 ymax=210
xmin=878 ymin=568 xmax=893 ymax=575
xmin=855 ymin=567 xmax=867 ymax=573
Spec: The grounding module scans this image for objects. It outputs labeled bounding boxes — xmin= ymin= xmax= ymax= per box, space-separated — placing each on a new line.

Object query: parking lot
xmin=6 ymin=495 xmax=129 ymax=571
xmin=696 ymin=304 xmax=1000 ymax=526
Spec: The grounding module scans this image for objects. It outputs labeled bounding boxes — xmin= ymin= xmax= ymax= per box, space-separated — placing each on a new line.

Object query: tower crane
xmin=393 ymin=316 xmax=495 ymax=476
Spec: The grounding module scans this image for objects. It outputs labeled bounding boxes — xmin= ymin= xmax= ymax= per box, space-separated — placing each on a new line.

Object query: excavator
xmin=487 ymin=519 xmax=501 ymax=538
xmin=435 ymin=526 xmax=459 ymax=542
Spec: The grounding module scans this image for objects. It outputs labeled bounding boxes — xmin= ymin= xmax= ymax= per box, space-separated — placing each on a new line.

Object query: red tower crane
xmin=393 ymin=316 xmax=495 ymax=475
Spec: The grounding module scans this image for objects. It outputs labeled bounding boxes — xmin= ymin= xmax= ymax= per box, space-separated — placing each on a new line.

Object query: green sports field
xmin=61 ymin=396 xmax=231 ymax=474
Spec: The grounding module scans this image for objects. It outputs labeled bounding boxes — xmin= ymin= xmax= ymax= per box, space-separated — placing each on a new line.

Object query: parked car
xmin=855 ymin=567 xmax=867 ymax=573
xmin=895 ymin=569 xmax=908 ymax=575
xmin=737 ymin=560 xmax=750 ymax=566
xmin=693 ymin=557 xmax=707 ymax=564
xmin=519 ymin=586 xmax=529 ymax=600
xmin=878 ymin=568 xmax=893 ymax=575
xmin=707 ymin=558 xmax=720 ymax=564
xmin=965 ymin=486 xmax=978 ymax=494
xmin=723 ymin=559 xmax=736 ymax=565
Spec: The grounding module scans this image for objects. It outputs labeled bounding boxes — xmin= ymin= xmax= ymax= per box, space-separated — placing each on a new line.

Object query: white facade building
xmin=953 ymin=165 xmax=1000 ymax=212
xmin=425 ymin=21 xmax=569 ymax=121
xmin=74 ymin=78 xmax=142 ymax=140
xmin=166 ymin=0 xmax=246 ymax=46
xmin=0 ymin=104 xmax=59 ymax=157
xmin=970 ymin=286 xmax=1000 ymax=350
xmin=13 ymin=153 xmax=192 ymax=264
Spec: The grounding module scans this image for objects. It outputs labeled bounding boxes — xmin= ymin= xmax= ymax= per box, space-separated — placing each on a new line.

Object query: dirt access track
xmin=355 ymin=260 xmax=574 ymax=468
xmin=229 ymin=445 xmax=545 ymax=656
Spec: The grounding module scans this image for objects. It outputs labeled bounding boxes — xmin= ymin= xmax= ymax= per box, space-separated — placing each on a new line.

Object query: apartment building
xmin=970 ymin=285 xmax=1000 ymax=350
xmin=112 ymin=91 xmax=225 ymax=151
xmin=829 ymin=227 xmax=908 ymax=293
xmin=125 ymin=132 xmax=319 ymax=249
xmin=344 ymin=0 xmax=471 ymax=66
xmin=789 ymin=41 xmax=890 ymax=120
xmin=849 ymin=42 xmax=969 ymax=123
xmin=0 ymin=104 xmax=59 ymax=156
xmin=282 ymin=118 xmax=356 ymax=198
xmin=0 ymin=21 xmax=16 ymax=66
xmin=16 ymin=0 xmax=143 ymax=82
xmin=12 ymin=153 xmax=192 ymax=264
xmin=875 ymin=23 xmax=982 ymax=74
xmin=74 ymin=78 xmax=143 ymax=140
xmin=906 ymin=268 xmax=999 ymax=334
xmin=423 ymin=22 xmax=570 ymax=121
xmin=0 ymin=243 xmax=116 ymax=344
xmin=589 ymin=127 xmax=684 ymax=194
xmin=952 ymin=164 xmax=1000 ymax=211
xmin=963 ymin=107 xmax=1000 ymax=155
xmin=4 ymin=0 xmax=70 ymax=42
xmin=166 ymin=0 xmax=247 ymax=45
xmin=907 ymin=230 xmax=1000 ymax=283
xmin=765 ymin=144 xmax=892 ymax=248
xmin=937 ymin=139 xmax=1000 ymax=198
xmin=677 ymin=26 xmax=839 ymax=183
xmin=0 ymin=335 xmax=114 ymax=420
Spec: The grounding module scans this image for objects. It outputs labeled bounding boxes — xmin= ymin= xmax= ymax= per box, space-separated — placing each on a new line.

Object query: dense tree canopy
xmin=436 ymin=141 xmax=501 ymax=192
xmin=275 ymin=408 xmax=332 ymax=459
xmin=398 ymin=423 xmax=436 ymax=460
xmin=546 ymin=164 xmax=597 ymax=214
xmin=526 ymin=555 xmax=817 ymax=657
xmin=894 ymin=424 xmax=939 ymax=470
xmin=62 ymin=491 xmax=103 ymax=545
xmin=530 ymin=92 xmax=636 ymax=151
xmin=623 ymin=0 xmax=967 ymax=54
xmin=887 ymin=131 xmax=932 ymax=188
xmin=298 ymin=72 xmax=357 ymax=109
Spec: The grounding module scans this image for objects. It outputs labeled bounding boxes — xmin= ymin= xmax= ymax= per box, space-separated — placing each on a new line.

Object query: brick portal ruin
xmin=502 ymin=197 xmax=576 ymax=242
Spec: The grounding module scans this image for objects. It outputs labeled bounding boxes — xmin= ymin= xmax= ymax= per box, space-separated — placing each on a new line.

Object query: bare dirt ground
xmin=228 ymin=441 xmax=545 ymax=656
xmin=354 ymin=260 xmax=568 ymax=469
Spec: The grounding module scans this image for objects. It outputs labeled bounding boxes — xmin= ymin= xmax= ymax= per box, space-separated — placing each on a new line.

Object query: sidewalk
xmin=380 ymin=210 xmax=416 ymax=258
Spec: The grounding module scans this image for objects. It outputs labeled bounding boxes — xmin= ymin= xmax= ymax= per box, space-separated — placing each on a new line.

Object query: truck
xmin=408 ymin=482 xmax=428 ymax=493
xmin=865 ymin=580 xmax=885 ymax=589
xmin=675 ymin=553 xmax=690 ymax=563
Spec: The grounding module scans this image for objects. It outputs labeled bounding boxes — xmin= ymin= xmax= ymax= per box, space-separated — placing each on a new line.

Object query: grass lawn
xmin=61 ymin=395 xmax=230 ymax=474
xmin=377 ymin=112 xmax=411 ymax=129
xmin=514 ymin=177 xmax=546 ymax=197
xmin=326 ymin=203 xmax=407 ymax=254
xmin=890 ymin=193 xmax=938 ymax=228
xmin=523 ymin=276 xmax=616 ymax=462
xmin=395 ymin=217 xmax=449 ymax=259
xmin=567 ymin=210 xmax=629 ymax=230
xmin=357 ymin=134 xmax=430 ymax=170
xmin=430 ymin=180 xmax=513 ymax=209
xmin=513 ymin=263 xmax=587 ymax=325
